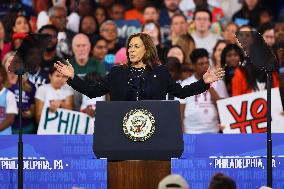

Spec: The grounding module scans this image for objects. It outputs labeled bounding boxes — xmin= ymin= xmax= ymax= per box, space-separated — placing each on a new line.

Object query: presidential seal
xmin=122 ymin=108 xmax=155 ymax=142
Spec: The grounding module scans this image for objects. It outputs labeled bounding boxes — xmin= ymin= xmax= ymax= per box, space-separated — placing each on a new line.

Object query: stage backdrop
xmin=217 ymin=88 xmax=284 ymax=133
xmin=1 ymin=134 xmax=284 ymax=189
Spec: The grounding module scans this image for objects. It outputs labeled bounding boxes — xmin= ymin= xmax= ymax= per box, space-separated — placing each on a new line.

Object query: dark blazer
xmin=67 ymin=65 xmax=210 ymax=101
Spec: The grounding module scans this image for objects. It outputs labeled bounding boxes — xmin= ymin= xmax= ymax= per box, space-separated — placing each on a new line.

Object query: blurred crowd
xmin=0 ymin=0 xmax=284 ymax=134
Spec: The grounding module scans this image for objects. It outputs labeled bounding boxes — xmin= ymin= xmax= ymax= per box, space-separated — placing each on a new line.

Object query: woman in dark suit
xmin=54 ymin=33 xmax=225 ymax=101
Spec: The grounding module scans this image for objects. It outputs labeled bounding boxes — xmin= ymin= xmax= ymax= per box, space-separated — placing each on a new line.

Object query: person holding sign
xmin=35 ymin=67 xmax=73 ymax=124
xmin=54 ymin=33 xmax=225 ymax=101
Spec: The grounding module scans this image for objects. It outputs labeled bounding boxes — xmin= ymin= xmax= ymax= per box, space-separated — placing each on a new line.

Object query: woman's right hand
xmin=49 ymin=100 xmax=61 ymax=113
xmin=54 ymin=60 xmax=75 ymax=79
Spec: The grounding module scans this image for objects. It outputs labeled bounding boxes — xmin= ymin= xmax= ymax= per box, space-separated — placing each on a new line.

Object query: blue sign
xmin=173 ymin=134 xmax=284 ymax=189
xmin=0 ymin=135 xmax=106 ymax=189
xmin=115 ymin=20 xmax=141 ymax=44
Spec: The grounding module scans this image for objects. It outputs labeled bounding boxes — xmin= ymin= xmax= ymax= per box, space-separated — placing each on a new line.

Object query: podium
xmin=94 ymin=101 xmax=184 ymax=189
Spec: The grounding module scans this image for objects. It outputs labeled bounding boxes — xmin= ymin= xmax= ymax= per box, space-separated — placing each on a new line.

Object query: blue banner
xmin=173 ymin=134 xmax=284 ymax=189
xmin=1 ymin=134 xmax=284 ymax=188
xmin=0 ymin=135 xmax=106 ymax=189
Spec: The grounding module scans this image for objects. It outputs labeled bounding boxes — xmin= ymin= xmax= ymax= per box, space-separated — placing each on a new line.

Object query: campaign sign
xmin=37 ymin=108 xmax=95 ymax=134
xmin=217 ymin=88 xmax=284 ymax=133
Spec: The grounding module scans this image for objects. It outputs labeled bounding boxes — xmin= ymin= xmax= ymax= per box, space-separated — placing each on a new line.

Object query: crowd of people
xmin=0 ymin=0 xmax=284 ymax=135
xmin=157 ymin=172 xmax=272 ymax=189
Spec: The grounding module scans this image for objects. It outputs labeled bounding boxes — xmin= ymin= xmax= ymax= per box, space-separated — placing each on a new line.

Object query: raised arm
xmin=54 ymin=61 xmax=110 ymax=98
xmin=168 ymin=67 xmax=225 ymax=99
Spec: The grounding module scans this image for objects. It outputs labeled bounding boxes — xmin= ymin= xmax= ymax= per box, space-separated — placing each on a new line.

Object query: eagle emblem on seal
xmin=123 ymin=108 xmax=155 ymax=141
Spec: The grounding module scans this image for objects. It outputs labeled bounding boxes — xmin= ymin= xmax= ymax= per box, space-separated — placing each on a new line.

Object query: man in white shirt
xmin=191 ymin=8 xmax=220 ymax=56
xmin=177 ymin=48 xmax=226 ymax=133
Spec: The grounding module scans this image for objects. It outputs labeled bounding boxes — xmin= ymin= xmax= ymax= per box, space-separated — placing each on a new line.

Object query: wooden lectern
xmin=94 ymin=101 xmax=183 ymax=189
xmin=108 ymin=160 xmax=170 ymax=189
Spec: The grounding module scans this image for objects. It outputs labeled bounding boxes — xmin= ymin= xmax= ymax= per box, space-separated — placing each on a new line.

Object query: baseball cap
xmin=158 ymin=174 xmax=189 ymax=189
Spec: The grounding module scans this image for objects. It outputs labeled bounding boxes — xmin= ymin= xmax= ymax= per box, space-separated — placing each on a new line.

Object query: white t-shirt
xmin=191 ymin=32 xmax=220 ymax=56
xmin=176 ymin=76 xmax=220 ymax=134
xmin=214 ymin=80 xmax=229 ymax=99
xmin=80 ymin=95 xmax=106 ymax=110
xmin=37 ymin=11 xmax=80 ymax=33
xmin=0 ymin=88 xmax=18 ymax=114
xmin=0 ymin=88 xmax=18 ymax=135
xmin=35 ymin=84 xmax=73 ymax=107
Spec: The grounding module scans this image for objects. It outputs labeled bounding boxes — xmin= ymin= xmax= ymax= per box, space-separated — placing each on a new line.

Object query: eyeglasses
xmin=101 ymin=29 xmax=116 ymax=33
xmin=194 ymin=17 xmax=210 ymax=21
xmin=51 ymin=15 xmax=66 ymax=20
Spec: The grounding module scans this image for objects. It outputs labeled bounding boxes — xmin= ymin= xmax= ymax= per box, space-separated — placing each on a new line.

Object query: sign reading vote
xmin=115 ymin=20 xmax=141 ymax=43
xmin=37 ymin=107 xmax=95 ymax=134
xmin=217 ymin=88 xmax=284 ymax=133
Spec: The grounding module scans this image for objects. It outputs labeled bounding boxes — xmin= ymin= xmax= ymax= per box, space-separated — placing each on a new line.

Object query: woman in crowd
xmin=232 ymin=0 xmax=263 ymax=28
xmin=221 ymin=44 xmax=245 ymax=96
xmin=4 ymin=52 xmax=36 ymax=134
xmin=91 ymin=37 xmax=109 ymax=71
xmin=55 ymin=33 xmax=224 ymax=101
xmin=222 ymin=44 xmax=279 ymax=97
xmin=94 ymin=5 xmax=108 ymax=26
xmin=167 ymin=45 xmax=186 ymax=65
xmin=141 ymin=21 xmax=167 ymax=64
xmin=211 ymin=40 xmax=229 ymax=98
xmin=222 ymin=22 xmax=238 ymax=44
xmin=212 ymin=40 xmax=227 ymax=69
xmin=12 ymin=15 xmax=31 ymax=34
xmin=173 ymin=34 xmax=196 ymax=65
xmin=35 ymin=67 xmax=73 ymax=124
xmin=0 ymin=20 xmax=12 ymax=62
xmin=79 ymin=15 xmax=99 ymax=43
xmin=0 ymin=65 xmax=17 ymax=135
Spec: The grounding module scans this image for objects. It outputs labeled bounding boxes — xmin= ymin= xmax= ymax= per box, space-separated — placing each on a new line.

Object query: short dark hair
xmin=257 ymin=22 xmax=274 ymax=35
xmin=190 ymin=48 xmax=209 ymax=64
xmin=171 ymin=13 xmax=187 ymax=25
xmin=209 ymin=173 xmax=236 ymax=189
xmin=84 ymin=71 xmax=103 ymax=85
xmin=48 ymin=66 xmax=58 ymax=75
xmin=193 ymin=7 xmax=213 ymax=22
xmin=91 ymin=36 xmax=106 ymax=48
xmin=143 ymin=3 xmax=159 ymax=12
xmin=38 ymin=24 xmax=59 ymax=34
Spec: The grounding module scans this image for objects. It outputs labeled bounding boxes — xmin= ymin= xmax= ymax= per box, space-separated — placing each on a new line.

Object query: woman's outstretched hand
xmin=54 ymin=60 xmax=75 ymax=79
xmin=203 ymin=67 xmax=225 ymax=84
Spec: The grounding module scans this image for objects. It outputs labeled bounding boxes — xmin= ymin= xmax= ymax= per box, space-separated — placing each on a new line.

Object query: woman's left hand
xmin=203 ymin=67 xmax=225 ymax=84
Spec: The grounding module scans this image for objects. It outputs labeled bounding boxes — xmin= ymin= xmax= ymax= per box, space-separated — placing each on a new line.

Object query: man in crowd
xmin=69 ymin=33 xmax=106 ymax=110
xmin=70 ymin=33 xmax=106 ymax=79
xmin=159 ymin=0 xmax=182 ymax=42
xmin=177 ymin=48 xmax=224 ymax=133
xmin=38 ymin=24 xmax=63 ymax=72
xmin=48 ymin=6 xmax=75 ymax=59
xmin=191 ymin=8 xmax=219 ymax=55
xmin=167 ymin=14 xmax=188 ymax=46
xmin=258 ymin=22 xmax=275 ymax=48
